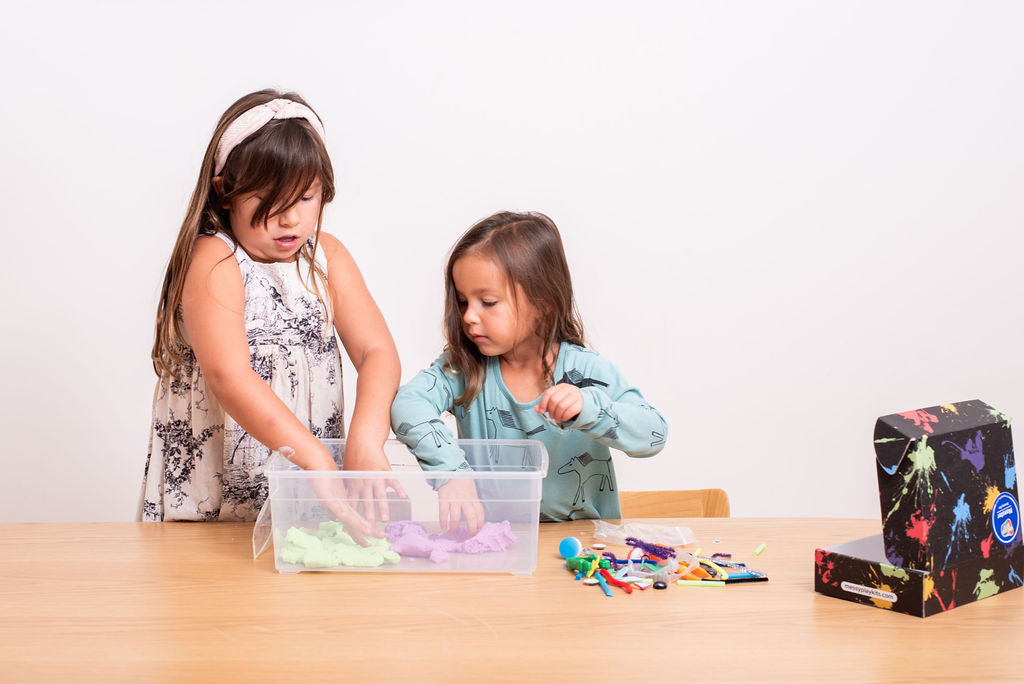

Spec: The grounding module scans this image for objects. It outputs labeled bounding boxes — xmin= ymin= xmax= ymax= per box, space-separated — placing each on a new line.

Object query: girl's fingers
xmin=372 ymin=480 xmax=391 ymax=523
xmin=313 ymin=480 xmax=382 ymax=544
xmin=388 ymin=478 xmax=408 ymax=500
xmin=549 ymin=386 xmax=582 ymax=423
xmin=438 ymin=500 xmax=452 ymax=532
xmin=535 ymin=390 xmax=550 ymax=414
xmin=358 ymin=481 xmax=376 ymax=525
xmin=537 ymin=386 xmax=567 ymax=420
xmin=550 ymin=394 xmax=573 ymax=422
xmin=468 ymin=501 xmax=485 ymax=535
xmin=549 ymin=395 xmax=566 ymax=421
xmin=333 ymin=503 xmax=369 ymax=545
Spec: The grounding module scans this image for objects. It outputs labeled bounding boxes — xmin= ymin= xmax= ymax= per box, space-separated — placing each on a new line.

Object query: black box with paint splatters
xmin=814 ymin=400 xmax=1023 ymax=617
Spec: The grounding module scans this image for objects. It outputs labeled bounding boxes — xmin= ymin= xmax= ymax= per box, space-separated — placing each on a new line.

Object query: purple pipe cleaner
xmin=624 ymin=536 xmax=676 ymax=559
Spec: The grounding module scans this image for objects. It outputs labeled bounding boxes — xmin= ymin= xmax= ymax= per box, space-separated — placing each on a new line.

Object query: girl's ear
xmin=211 ymin=176 xmax=229 ymax=209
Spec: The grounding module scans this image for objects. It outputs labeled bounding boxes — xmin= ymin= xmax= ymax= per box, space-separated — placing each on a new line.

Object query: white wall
xmin=1 ymin=1 xmax=1021 ymax=522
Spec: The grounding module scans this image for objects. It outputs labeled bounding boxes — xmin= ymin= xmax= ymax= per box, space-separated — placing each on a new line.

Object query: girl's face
xmin=226 ymin=180 xmax=322 ymax=263
xmin=453 ymin=252 xmax=542 ymax=360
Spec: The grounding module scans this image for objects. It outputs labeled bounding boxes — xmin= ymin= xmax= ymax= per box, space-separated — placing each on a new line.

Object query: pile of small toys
xmin=560 ymin=535 xmax=767 ymax=596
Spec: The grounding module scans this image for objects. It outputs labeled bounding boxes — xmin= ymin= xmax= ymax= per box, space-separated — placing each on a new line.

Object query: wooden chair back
xmin=618 ymin=488 xmax=730 ymax=518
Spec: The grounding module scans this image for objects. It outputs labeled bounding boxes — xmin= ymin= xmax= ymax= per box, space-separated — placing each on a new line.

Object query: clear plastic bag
xmin=591 ymin=519 xmax=696 ymax=547
xmin=252 ymin=447 xmax=294 ymax=559
xmin=252 ymin=499 xmax=273 ymax=559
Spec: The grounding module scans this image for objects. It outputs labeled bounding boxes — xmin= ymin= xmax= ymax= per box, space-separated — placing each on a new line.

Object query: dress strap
xmin=209 ymin=231 xmax=329 ymax=293
xmin=212 ymin=231 xmax=250 ymax=266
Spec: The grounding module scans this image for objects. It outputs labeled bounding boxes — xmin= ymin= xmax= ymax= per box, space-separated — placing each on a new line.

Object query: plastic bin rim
xmin=267 ymin=438 xmax=549 ymax=479
xmin=268 ymin=466 xmax=548 ymax=479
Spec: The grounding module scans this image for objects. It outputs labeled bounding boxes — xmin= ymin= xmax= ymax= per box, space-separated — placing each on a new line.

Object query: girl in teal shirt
xmin=391 ymin=211 xmax=667 ymax=529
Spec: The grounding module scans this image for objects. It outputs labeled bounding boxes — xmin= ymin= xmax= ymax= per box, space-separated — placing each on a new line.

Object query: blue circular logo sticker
xmin=991 ymin=492 xmax=1021 ymax=545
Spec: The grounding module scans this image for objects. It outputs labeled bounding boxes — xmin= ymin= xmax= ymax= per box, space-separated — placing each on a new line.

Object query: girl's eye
xmin=482 ymin=301 xmax=497 ymax=308
xmin=302 ymin=194 xmax=315 ymax=202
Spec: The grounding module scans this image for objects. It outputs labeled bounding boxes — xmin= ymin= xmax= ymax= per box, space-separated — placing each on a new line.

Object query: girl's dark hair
xmin=443 ymin=211 xmax=586 ymax=408
xmin=152 ymin=88 xmax=336 ymax=377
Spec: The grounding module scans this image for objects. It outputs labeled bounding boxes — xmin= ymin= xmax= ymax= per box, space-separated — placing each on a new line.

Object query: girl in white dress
xmin=142 ymin=89 xmax=402 ymax=533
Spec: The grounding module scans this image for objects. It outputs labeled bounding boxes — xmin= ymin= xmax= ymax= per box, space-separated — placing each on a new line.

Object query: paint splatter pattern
xmin=875 ymin=401 xmax=1020 ymax=570
xmin=815 ymin=541 xmax=1024 ymax=617
xmin=817 ymin=400 xmax=1024 ymax=615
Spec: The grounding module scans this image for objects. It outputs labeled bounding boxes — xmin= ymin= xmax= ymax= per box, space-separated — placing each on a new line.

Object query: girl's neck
xmin=498 ymin=342 xmax=560 ymax=402
xmin=498 ymin=339 xmax=557 ymax=371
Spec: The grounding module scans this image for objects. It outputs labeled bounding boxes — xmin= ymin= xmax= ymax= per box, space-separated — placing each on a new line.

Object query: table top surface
xmin=0 ymin=518 xmax=1021 ymax=682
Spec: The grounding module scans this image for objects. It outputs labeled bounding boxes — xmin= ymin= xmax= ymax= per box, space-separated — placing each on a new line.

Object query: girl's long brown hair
xmin=443 ymin=211 xmax=586 ymax=409
xmin=152 ymin=89 xmax=336 ymax=377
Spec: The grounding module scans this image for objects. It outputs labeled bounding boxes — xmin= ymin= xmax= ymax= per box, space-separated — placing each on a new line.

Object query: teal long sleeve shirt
xmin=390 ymin=342 xmax=668 ymax=521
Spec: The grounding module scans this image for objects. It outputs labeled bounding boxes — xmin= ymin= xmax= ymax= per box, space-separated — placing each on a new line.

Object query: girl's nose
xmin=279 ymin=203 xmax=301 ymax=227
xmin=462 ymin=305 xmax=479 ymax=325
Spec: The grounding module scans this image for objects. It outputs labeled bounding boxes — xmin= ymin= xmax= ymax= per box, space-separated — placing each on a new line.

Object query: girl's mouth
xmin=274 ymin=235 xmax=299 ymax=248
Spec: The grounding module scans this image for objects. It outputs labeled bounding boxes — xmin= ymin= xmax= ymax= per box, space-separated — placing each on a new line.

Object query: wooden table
xmin=1 ymin=519 xmax=1022 ymax=682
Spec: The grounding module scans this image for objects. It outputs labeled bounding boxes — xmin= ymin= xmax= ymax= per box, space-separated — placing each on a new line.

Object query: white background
xmin=1 ymin=1 xmax=1021 ymax=522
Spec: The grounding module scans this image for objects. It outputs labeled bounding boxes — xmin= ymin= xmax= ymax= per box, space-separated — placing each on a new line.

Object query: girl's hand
xmin=280 ymin=446 xmax=381 ymax=545
xmin=437 ymin=479 xmax=485 ymax=536
xmin=342 ymin=439 xmax=408 ymax=526
xmin=536 ymin=383 xmax=583 ymax=425
xmin=309 ymin=478 xmax=380 ymax=545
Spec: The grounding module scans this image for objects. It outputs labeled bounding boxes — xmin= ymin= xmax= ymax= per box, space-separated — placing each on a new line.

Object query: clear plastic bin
xmin=265 ymin=439 xmax=548 ymax=575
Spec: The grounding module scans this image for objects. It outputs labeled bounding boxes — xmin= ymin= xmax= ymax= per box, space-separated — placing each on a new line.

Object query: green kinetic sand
xmin=279 ymin=521 xmax=400 ymax=568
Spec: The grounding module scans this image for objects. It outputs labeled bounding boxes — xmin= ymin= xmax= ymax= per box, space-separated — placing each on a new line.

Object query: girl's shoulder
xmin=182 ymin=234 xmax=245 ymax=311
xmin=316 ymin=231 xmax=348 ymax=262
xmin=319 ymin=232 xmax=376 ymax=288
xmin=316 ymin=232 xmax=364 ymax=276
xmin=559 ymin=341 xmax=600 ymax=364
xmin=422 ymin=351 xmax=458 ymax=379
xmin=557 ymin=342 xmax=625 ymax=381
xmin=188 ymin=233 xmax=243 ymax=277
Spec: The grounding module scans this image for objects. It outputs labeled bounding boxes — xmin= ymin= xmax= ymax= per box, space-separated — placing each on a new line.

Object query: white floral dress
xmin=141 ymin=232 xmax=343 ymax=521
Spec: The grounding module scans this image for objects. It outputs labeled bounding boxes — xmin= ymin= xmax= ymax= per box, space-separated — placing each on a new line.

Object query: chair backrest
xmin=618 ymin=489 xmax=730 ymax=518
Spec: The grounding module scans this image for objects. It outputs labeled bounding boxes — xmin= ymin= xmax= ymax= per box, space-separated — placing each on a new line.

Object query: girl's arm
xmin=537 ymin=353 xmax=667 ymax=458
xmin=391 ymin=359 xmax=483 ymax=534
xmin=320 ymin=233 xmax=401 ymax=471
xmin=182 ymin=236 xmax=335 ymax=471
xmin=390 ymin=357 xmax=469 ymax=471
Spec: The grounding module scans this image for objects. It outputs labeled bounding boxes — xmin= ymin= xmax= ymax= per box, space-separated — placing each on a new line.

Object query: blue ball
xmin=559 ymin=536 xmax=583 ymax=559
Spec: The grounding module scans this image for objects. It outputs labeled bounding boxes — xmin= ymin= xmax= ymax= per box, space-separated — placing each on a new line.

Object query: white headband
xmin=214 ymin=98 xmax=326 ymax=175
